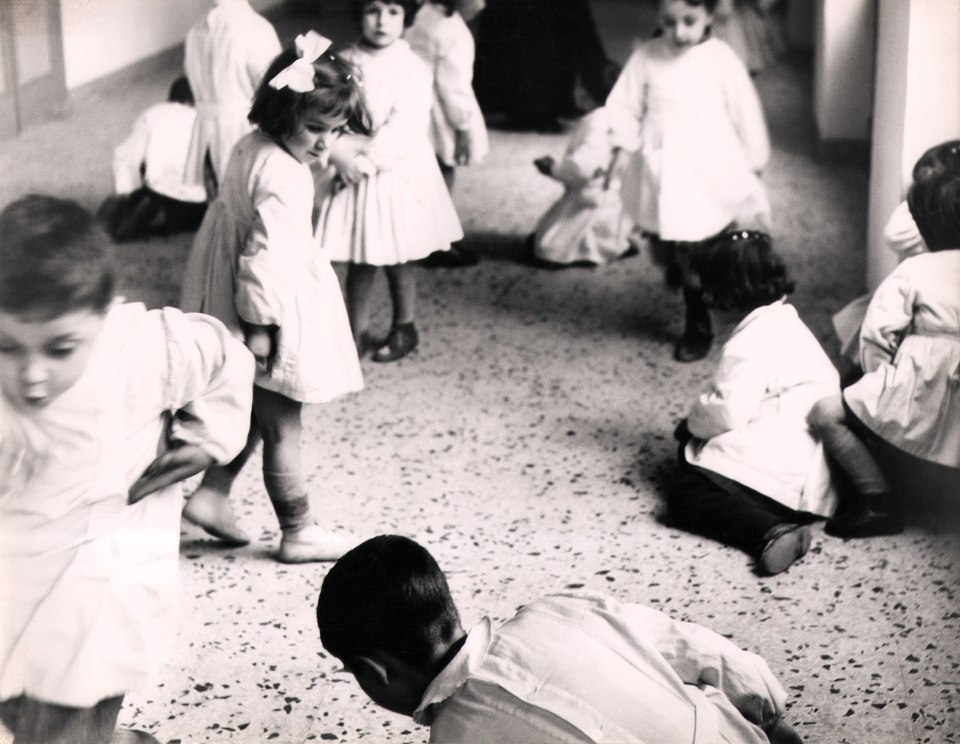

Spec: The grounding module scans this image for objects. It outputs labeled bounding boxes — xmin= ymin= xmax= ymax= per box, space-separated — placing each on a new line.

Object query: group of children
xmin=1 ymin=0 xmax=957 ymax=741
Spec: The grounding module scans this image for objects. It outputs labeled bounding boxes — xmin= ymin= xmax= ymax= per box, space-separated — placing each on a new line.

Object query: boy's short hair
xmin=0 ymin=195 xmax=115 ymax=320
xmin=317 ymin=535 xmax=461 ymax=667
xmin=351 ymin=0 xmax=421 ymax=28
xmin=249 ymin=47 xmax=371 ymax=141
xmin=912 ymin=139 xmax=960 ymax=184
xmin=697 ymin=230 xmax=794 ymax=312
xmin=908 ymin=170 xmax=960 ymax=251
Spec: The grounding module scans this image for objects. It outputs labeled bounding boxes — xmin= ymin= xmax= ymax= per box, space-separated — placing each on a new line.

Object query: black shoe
xmin=757 ymin=523 xmax=812 ymax=576
xmin=825 ymin=501 xmax=905 ymax=538
xmin=422 ymin=245 xmax=480 ymax=268
xmin=674 ymin=332 xmax=712 ymax=362
xmin=372 ymin=323 xmax=419 ymax=363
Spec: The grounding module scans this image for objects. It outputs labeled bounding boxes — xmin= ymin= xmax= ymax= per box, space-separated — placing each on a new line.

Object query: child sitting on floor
xmin=317 ymin=534 xmax=805 ymax=743
xmin=666 ymin=231 xmax=839 ymax=576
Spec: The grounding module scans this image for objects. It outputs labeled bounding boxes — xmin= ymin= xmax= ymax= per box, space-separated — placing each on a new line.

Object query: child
xmin=317 ymin=535 xmax=805 ymax=744
xmin=101 ymin=77 xmax=207 ymax=242
xmin=183 ymin=0 xmax=282 ymax=198
xmin=530 ymin=107 xmax=634 ymax=266
xmin=179 ymin=34 xmax=368 ymax=562
xmin=317 ymin=0 xmax=464 ymax=362
xmin=808 ymin=171 xmax=960 ymax=538
xmin=406 ymin=0 xmax=488 ymax=268
xmin=667 ymin=232 xmax=839 ymax=575
xmin=0 ymin=195 xmax=253 ymax=743
xmin=712 ymin=0 xmax=786 ymax=76
xmin=605 ymin=0 xmax=771 ymax=362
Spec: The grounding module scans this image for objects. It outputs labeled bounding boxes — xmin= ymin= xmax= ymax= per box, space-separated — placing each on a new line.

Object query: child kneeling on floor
xmin=666 ymin=231 xmax=839 ymax=576
xmin=317 ymin=535 xmax=804 ymax=744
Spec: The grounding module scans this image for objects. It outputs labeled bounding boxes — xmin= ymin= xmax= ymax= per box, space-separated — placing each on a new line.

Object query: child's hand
xmin=534 ymin=156 xmax=555 ymax=176
xmin=330 ymin=151 xmax=366 ymax=186
xmin=129 ymin=444 xmax=215 ymax=504
xmin=244 ymin=325 xmax=276 ymax=373
xmin=454 ymin=129 xmax=475 ymax=166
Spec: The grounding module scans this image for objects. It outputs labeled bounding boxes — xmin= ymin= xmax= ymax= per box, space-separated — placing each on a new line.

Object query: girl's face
xmin=282 ymin=112 xmax=348 ymax=165
xmin=361 ymin=1 xmax=405 ymax=49
xmin=660 ymin=1 xmax=712 ymax=51
xmin=0 ymin=308 xmax=105 ymax=410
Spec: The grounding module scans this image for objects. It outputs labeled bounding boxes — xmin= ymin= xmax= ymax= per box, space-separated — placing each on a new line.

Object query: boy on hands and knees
xmin=316 ymin=535 xmax=804 ymax=743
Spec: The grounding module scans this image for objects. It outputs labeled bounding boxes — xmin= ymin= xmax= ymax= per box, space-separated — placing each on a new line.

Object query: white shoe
xmin=277 ymin=524 xmax=358 ymax=564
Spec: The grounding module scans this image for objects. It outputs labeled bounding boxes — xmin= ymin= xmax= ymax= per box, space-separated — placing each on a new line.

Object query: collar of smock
xmin=413 ymin=617 xmax=492 ymax=726
xmin=731 ymin=297 xmax=788 ymax=336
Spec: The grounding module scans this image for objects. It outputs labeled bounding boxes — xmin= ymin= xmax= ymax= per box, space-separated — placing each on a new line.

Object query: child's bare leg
xmin=182 ymin=413 xmax=259 ymax=546
xmin=253 ymin=387 xmax=354 ymax=563
xmin=4 ymin=694 xmax=124 ymax=744
xmin=372 ymin=263 xmax=419 ymax=362
xmin=345 ymin=263 xmax=379 ymax=349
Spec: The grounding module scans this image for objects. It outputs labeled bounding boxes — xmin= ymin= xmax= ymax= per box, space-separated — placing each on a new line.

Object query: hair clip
xmin=268 ymin=30 xmax=333 ymax=92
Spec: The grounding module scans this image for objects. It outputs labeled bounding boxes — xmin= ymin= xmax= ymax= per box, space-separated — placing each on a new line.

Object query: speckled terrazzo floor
xmin=1 ymin=2 xmax=958 ymax=743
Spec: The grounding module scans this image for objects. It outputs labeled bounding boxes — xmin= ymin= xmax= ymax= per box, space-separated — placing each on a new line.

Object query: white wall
xmin=813 ymin=0 xmax=875 ymax=143
xmin=867 ymin=0 xmax=960 ymax=289
xmin=60 ymin=0 xmax=282 ymax=90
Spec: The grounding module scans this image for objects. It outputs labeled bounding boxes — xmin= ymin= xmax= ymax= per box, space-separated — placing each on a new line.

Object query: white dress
xmin=606 ymin=36 xmax=771 ymax=242
xmin=405 ymin=2 xmax=489 ymax=167
xmin=183 ymin=0 xmax=281 ymax=188
xmin=113 ymin=101 xmax=206 ymax=203
xmin=180 ymin=131 xmax=363 ymax=404
xmin=685 ymin=300 xmax=839 ymax=516
xmin=318 ymin=40 xmax=463 ymax=265
xmin=843 ymin=250 xmax=960 ymax=468
xmin=0 ymin=303 xmax=253 ymax=707
xmin=533 ymin=108 xmax=632 ymax=265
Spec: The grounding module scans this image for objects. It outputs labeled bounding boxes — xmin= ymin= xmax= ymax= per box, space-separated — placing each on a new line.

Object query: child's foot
xmin=674 ymin=331 xmax=712 ymax=362
xmin=825 ymin=500 xmax=905 ymax=538
xmin=757 ymin=523 xmax=811 ymax=576
xmin=372 ymin=322 xmax=419 ymax=363
xmin=277 ymin=524 xmax=358 ymax=563
xmin=182 ymin=488 xmax=251 ymax=546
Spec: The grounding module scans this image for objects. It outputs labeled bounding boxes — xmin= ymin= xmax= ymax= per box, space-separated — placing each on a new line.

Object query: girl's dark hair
xmin=907 ymin=170 xmax=960 ymax=251
xmin=912 ymin=139 xmax=960 ymax=184
xmin=671 ymin=0 xmax=719 ymax=12
xmin=697 ymin=230 xmax=795 ymax=312
xmin=350 ymin=0 xmax=421 ymax=28
xmin=168 ymin=76 xmax=194 ymax=106
xmin=317 ymin=535 xmax=462 ymax=667
xmin=0 ymin=195 xmax=115 ymax=320
xmin=249 ymin=46 xmax=371 ymax=140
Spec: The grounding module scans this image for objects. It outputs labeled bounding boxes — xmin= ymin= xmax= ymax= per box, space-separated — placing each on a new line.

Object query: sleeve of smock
xmin=884 ymin=200 xmax=927 ymax=261
xmin=361 ymin=64 xmax=433 ymax=172
xmin=552 ymin=112 xmax=612 ymax=188
xmin=604 ymin=49 xmax=645 ymax=152
xmin=858 ymin=262 xmax=915 ymax=373
xmin=687 ymin=347 xmax=769 ymax=440
xmin=433 ymin=19 xmax=478 ymax=133
xmin=160 ymin=307 xmax=255 ymax=465
xmin=721 ymin=48 xmax=770 ymax=172
xmin=112 ymin=109 xmax=154 ymax=194
xmin=624 ymin=602 xmax=787 ymax=728
xmin=0 ymin=406 xmax=46 ymax=498
xmin=235 ymin=155 xmax=315 ymax=327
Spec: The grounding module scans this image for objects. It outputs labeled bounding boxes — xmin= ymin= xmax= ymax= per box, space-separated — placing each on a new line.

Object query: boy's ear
xmin=353 ymin=654 xmax=391 ymax=687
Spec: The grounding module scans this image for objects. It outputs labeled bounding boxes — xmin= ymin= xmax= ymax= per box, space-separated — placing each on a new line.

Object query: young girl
xmin=179 ymin=34 xmax=368 ymax=562
xmin=667 ymin=232 xmax=839 ymax=576
xmin=530 ymin=106 xmax=634 ymax=266
xmin=605 ymin=0 xmax=771 ymax=362
xmin=808 ymin=171 xmax=960 ymax=538
xmin=0 ymin=195 xmax=253 ymax=743
xmin=318 ymin=0 xmax=464 ymax=362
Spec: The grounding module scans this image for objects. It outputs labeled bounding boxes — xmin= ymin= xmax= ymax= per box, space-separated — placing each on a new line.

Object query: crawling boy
xmin=316 ymin=535 xmax=804 ymax=743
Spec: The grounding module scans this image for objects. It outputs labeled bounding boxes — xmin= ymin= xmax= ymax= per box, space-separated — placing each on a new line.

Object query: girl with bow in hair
xmin=180 ymin=34 xmax=370 ymax=563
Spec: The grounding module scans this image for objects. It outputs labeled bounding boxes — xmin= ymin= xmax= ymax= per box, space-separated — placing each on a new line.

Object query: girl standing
xmin=180 ymin=34 xmax=368 ymax=563
xmin=0 ymin=195 xmax=253 ymax=743
xmin=808 ymin=172 xmax=960 ymax=538
xmin=318 ymin=0 xmax=463 ymax=362
xmin=667 ymin=232 xmax=839 ymax=576
xmin=606 ymin=0 xmax=771 ymax=362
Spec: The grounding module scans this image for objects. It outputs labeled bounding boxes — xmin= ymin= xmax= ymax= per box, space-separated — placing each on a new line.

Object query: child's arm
xmin=112 ymin=108 xmax=155 ymax=194
xmin=687 ymin=351 xmax=769 ymax=440
xmin=433 ymin=18 xmax=483 ymax=165
xmin=603 ymin=48 xmax=646 ymax=159
xmin=721 ymin=48 xmax=770 ymax=173
xmin=858 ymin=262 xmax=916 ymax=373
xmin=128 ymin=309 xmax=254 ymax=503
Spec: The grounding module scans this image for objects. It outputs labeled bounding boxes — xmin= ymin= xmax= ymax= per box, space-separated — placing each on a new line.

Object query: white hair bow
xmin=268 ymin=31 xmax=333 ymax=92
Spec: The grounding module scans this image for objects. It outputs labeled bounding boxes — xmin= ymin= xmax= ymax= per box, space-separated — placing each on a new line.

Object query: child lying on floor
xmin=317 ymin=534 xmax=804 ymax=743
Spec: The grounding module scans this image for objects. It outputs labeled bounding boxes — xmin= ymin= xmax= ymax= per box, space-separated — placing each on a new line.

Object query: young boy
xmin=317 ymin=535 xmax=804 ymax=743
